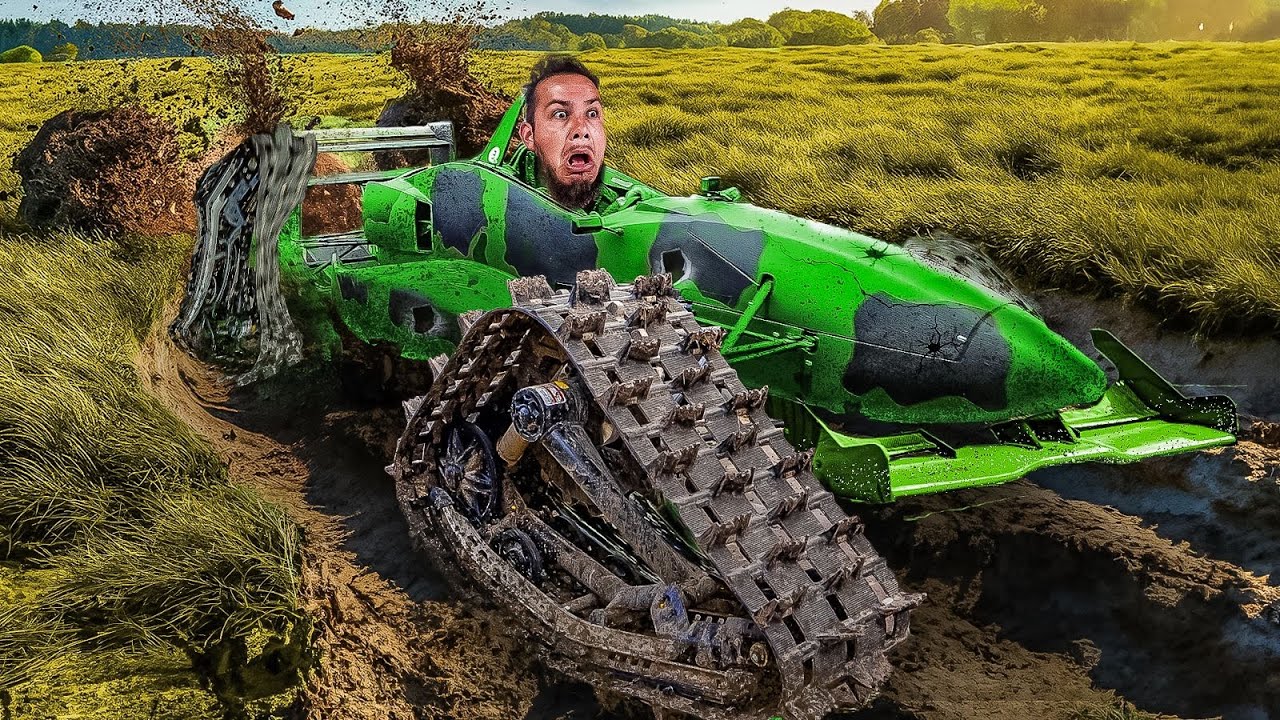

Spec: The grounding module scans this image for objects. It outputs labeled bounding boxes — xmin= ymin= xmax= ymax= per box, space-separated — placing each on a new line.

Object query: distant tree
xmin=1239 ymin=4 xmax=1280 ymax=39
xmin=767 ymin=9 xmax=876 ymax=45
xmin=914 ymin=27 xmax=946 ymax=42
xmin=621 ymin=23 xmax=649 ymax=47
xmin=717 ymin=17 xmax=786 ymax=47
xmin=947 ymin=0 xmax=1046 ymax=42
xmin=478 ymin=17 xmax=581 ymax=50
xmin=579 ymin=31 xmax=606 ymax=50
xmin=0 ymin=44 xmax=41 ymax=62
xmin=809 ymin=10 xmax=877 ymax=44
xmin=49 ymin=41 xmax=77 ymax=61
xmin=602 ymin=33 xmax=625 ymax=48
xmin=767 ymin=9 xmax=817 ymax=42
xmin=1134 ymin=0 xmax=1267 ymax=40
xmin=538 ymin=12 xmax=716 ymax=36
xmin=874 ymin=0 xmax=953 ymax=43
xmin=655 ymin=27 xmax=727 ymax=47
xmin=1039 ymin=0 xmax=1146 ymax=40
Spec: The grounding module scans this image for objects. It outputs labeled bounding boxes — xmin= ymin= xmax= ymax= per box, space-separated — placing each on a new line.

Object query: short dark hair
xmin=523 ymin=54 xmax=600 ymax=126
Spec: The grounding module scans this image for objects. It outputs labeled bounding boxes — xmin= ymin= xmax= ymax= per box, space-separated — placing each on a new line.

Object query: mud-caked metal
xmin=389 ymin=271 xmax=922 ymax=719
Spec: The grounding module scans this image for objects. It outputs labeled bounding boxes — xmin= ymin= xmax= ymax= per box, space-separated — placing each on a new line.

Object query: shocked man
xmin=517 ymin=55 xmax=607 ymax=210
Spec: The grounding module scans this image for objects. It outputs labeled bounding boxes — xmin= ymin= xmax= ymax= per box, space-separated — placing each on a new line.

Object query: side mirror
xmin=572 ymin=213 xmax=604 ymax=233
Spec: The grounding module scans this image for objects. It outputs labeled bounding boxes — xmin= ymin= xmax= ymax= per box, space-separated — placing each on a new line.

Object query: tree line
xmin=876 ymin=0 xmax=1280 ymax=44
xmin=2 ymin=1 xmax=1278 ymax=62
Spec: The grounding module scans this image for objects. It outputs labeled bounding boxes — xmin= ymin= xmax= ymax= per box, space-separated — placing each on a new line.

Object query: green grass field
xmin=0 ymin=231 xmax=309 ymax=717
xmin=1 ymin=41 xmax=1277 ymax=716
xmin=3 ymin=42 xmax=1278 ymax=330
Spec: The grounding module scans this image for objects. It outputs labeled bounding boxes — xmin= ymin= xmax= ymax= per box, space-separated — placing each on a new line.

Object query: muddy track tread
xmin=395 ymin=274 xmax=918 ymax=720
xmin=173 ymin=128 xmax=314 ymax=381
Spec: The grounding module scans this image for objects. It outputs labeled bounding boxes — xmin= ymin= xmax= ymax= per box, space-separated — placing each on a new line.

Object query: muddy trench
xmin=140 ymin=286 xmax=1280 ymax=720
xmin=867 ymin=477 xmax=1280 ymax=719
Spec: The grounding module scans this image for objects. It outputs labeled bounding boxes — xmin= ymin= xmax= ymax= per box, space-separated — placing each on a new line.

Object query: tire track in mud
xmin=138 ymin=320 xmax=540 ymax=720
xmin=867 ymin=472 xmax=1280 ymax=720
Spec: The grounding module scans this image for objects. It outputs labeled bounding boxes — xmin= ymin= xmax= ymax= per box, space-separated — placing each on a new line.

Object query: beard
xmin=539 ymin=163 xmax=603 ymax=210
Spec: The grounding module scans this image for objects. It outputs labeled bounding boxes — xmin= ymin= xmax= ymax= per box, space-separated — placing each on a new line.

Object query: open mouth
xmin=566 ymin=152 xmax=594 ymax=173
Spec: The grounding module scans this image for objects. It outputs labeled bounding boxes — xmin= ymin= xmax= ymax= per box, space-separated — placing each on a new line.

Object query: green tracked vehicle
xmin=173 ymin=98 xmax=1237 ymax=720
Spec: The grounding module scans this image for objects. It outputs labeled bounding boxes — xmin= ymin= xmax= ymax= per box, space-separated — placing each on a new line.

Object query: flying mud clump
xmin=378 ymin=7 xmax=510 ymax=160
xmin=12 ymin=106 xmax=192 ymax=236
xmin=193 ymin=4 xmax=298 ymax=136
xmin=12 ymin=0 xmax=305 ymax=238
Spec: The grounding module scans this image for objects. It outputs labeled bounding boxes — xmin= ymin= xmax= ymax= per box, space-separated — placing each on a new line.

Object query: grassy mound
xmin=0 ymin=231 xmax=310 ymax=717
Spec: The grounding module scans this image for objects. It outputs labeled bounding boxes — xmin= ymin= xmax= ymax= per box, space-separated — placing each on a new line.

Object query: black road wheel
xmin=438 ymin=421 xmax=501 ymax=524
xmin=491 ymin=527 xmax=545 ymax=584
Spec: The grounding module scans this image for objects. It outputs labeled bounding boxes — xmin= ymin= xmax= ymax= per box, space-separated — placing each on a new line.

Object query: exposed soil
xmin=138 ymin=316 xmax=542 ymax=720
xmin=301 ymin=153 xmax=363 ymax=237
xmin=14 ymin=107 xmax=193 ymax=236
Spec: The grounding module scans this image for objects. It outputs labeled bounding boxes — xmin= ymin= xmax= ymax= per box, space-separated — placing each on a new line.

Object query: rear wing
xmin=304 ymin=121 xmax=456 ymax=187
xmin=298 ymin=122 xmax=455 ymax=266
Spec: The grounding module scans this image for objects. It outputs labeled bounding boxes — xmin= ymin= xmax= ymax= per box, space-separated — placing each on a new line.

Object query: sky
xmin=0 ymin=0 xmax=882 ymax=27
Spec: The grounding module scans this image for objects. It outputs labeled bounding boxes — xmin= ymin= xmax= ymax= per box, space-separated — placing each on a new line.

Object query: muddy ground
xmin=139 ymin=289 xmax=1280 ymax=720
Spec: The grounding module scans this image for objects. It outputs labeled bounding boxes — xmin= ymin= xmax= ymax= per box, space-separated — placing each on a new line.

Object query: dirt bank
xmin=866 ymin=471 xmax=1280 ymax=720
xmin=138 ymin=317 xmax=539 ymax=719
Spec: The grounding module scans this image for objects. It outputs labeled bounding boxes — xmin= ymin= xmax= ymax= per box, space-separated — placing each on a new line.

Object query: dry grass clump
xmin=0 ymin=231 xmax=309 ymax=714
xmin=0 ymin=605 xmax=72 ymax=689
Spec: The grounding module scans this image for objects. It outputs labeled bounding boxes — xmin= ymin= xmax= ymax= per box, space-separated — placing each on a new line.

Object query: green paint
xmin=270 ymin=97 xmax=1235 ymax=503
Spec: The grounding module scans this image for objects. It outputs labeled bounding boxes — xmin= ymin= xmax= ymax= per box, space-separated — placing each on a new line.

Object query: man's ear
xmin=517 ymin=120 xmax=534 ymax=149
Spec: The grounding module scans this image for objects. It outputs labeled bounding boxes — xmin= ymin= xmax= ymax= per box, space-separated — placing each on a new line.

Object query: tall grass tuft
xmin=0 ymin=606 xmax=75 ymax=689
xmin=0 ymin=231 xmax=310 ymax=712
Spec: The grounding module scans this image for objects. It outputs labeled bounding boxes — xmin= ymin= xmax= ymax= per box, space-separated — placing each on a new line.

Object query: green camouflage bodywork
xmin=279 ymin=99 xmax=1236 ymax=503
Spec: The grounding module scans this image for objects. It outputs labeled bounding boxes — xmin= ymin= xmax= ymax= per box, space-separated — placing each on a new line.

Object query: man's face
xmin=518 ymin=72 xmax=606 ymax=209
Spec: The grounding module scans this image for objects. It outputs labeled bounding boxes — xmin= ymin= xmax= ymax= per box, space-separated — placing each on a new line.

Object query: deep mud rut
xmin=138 ymin=294 xmax=1280 ymax=720
xmin=139 ymin=324 xmax=544 ymax=720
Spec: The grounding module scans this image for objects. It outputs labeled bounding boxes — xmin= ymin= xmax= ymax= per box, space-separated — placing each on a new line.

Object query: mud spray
xmin=376 ymin=1 xmax=510 ymax=158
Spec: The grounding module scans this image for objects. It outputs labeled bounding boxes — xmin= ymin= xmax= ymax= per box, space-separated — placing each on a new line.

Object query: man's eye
xmin=587 ymin=109 xmax=599 ymax=118
xmin=553 ymin=110 xmax=567 ymax=119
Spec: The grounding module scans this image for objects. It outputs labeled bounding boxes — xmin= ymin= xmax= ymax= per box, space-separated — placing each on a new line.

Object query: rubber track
xmin=172 ymin=127 xmax=314 ymax=383
xmin=397 ymin=274 xmax=920 ymax=720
